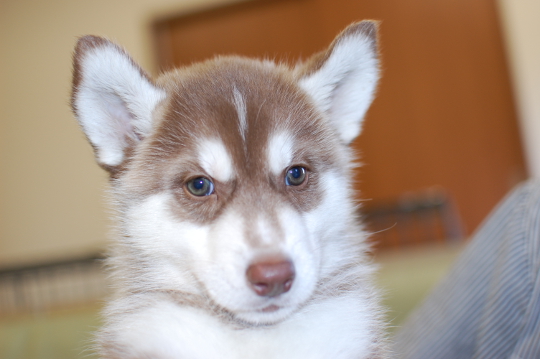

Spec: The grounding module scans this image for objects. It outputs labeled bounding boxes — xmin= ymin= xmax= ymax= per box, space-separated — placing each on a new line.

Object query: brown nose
xmin=246 ymin=259 xmax=295 ymax=297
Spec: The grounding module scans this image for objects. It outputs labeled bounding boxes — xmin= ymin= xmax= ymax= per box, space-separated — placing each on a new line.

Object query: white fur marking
xmin=256 ymin=216 xmax=275 ymax=245
xmin=267 ymin=132 xmax=294 ymax=176
xmin=198 ymin=138 xmax=233 ymax=182
xmin=233 ymin=88 xmax=247 ymax=141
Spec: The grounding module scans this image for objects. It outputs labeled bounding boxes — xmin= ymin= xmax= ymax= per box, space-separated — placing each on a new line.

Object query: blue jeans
xmin=393 ymin=180 xmax=540 ymax=359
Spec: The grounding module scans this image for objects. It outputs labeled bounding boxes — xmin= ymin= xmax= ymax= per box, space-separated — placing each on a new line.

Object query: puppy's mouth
xmin=229 ymin=301 xmax=295 ymax=325
xmin=261 ymin=304 xmax=280 ymax=313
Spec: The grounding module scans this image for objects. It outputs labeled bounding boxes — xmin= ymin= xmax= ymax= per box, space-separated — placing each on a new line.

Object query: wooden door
xmin=153 ymin=0 xmax=527 ymax=242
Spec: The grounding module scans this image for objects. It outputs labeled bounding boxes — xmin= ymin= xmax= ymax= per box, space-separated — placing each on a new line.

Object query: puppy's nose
xmin=246 ymin=259 xmax=295 ymax=297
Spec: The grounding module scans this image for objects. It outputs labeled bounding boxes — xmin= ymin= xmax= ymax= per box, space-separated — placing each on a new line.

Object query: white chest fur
xmin=105 ymin=294 xmax=379 ymax=359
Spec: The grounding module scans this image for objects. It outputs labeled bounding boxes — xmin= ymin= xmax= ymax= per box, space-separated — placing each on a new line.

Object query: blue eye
xmin=186 ymin=177 xmax=214 ymax=196
xmin=285 ymin=166 xmax=307 ymax=186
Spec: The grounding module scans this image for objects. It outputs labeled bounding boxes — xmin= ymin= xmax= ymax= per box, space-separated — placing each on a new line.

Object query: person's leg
xmin=392 ymin=180 xmax=540 ymax=359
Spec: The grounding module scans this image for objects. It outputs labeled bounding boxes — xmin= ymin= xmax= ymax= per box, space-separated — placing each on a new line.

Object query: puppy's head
xmin=71 ymin=21 xmax=379 ymax=325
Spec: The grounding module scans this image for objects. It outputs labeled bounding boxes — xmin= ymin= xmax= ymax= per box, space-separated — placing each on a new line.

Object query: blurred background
xmin=0 ymin=0 xmax=539 ymax=357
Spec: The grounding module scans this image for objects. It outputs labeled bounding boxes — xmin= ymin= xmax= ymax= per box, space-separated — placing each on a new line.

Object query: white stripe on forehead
xmin=233 ymin=87 xmax=247 ymax=141
xmin=267 ymin=131 xmax=295 ymax=176
xmin=198 ymin=138 xmax=233 ymax=182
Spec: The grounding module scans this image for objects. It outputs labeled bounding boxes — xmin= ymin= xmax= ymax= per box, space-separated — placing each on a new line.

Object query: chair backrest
xmin=362 ymin=187 xmax=465 ymax=250
xmin=0 ymin=254 xmax=107 ymax=316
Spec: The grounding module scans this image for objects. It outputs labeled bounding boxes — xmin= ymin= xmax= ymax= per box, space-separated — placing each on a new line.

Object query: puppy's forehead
xmin=154 ymin=58 xmax=333 ymax=176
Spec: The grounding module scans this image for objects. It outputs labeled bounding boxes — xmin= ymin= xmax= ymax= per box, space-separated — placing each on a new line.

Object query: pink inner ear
xmin=87 ymin=93 xmax=139 ymax=168
xmin=104 ymin=94 xmax=138 ymax=143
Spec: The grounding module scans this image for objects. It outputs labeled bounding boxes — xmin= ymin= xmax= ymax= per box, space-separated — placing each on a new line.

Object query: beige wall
xmin=0 ymin=0 xmax=538 ymax=266
xmin=497 ymin=0 xmax=540 ymax=178
xmin=0 ymin=0 xmax=240 ymax=266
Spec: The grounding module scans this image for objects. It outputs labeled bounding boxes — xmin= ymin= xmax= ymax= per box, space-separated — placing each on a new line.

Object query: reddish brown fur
xmin=118 ymin=57 xmax=345 ymax=227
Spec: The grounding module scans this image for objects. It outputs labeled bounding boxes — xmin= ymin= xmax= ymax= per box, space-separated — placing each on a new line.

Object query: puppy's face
xmin=120 ymin=60 xmax=352 ymax=323
xmin=71 ymin=22 xmax=379 ymax=324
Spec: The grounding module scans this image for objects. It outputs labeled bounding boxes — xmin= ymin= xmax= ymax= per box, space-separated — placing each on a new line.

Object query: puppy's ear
xmin=297 ymin=21 xmax=380 ymax=144
xmin=71 ymin=36 xmax=165 ymax=172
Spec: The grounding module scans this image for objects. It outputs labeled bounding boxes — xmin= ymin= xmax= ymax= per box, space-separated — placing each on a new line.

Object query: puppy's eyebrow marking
xmin=267 ymin=131 xmax=294 ymax=176
xmin=233 ymin=87 xmax=247 ymax=142
xmin=198 ymin=138 xmax=233 ymax=182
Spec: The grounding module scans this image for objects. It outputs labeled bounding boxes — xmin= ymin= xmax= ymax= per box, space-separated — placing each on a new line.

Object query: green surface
xmin=0 ymin=306 xmax=101 ymax=359
xmin=376 ymin=244 xmax=463 ymax=331
xmin=0 ymin=245 xmax=462 ymax=358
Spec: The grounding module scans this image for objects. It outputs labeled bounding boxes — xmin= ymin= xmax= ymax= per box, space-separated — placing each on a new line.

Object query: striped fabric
xmin=392 ymin=180 xmax=540 ymax=359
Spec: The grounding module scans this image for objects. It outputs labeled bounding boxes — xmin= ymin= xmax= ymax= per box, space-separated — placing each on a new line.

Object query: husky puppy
xmin=71 ymin=20 xmax=387 ymax=358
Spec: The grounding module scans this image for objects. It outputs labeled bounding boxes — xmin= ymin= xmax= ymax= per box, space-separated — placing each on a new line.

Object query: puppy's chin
xmin=234 ymin=304 xmax=299 ymax=326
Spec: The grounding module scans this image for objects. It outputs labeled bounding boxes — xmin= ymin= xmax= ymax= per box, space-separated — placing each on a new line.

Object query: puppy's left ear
xmin=297 ymin=21 xmax=380 ymax=144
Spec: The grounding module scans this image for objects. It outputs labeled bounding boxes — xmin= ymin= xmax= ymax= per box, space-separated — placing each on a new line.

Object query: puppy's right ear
xmin=71 ymin=36 xmax=165 ymax=173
